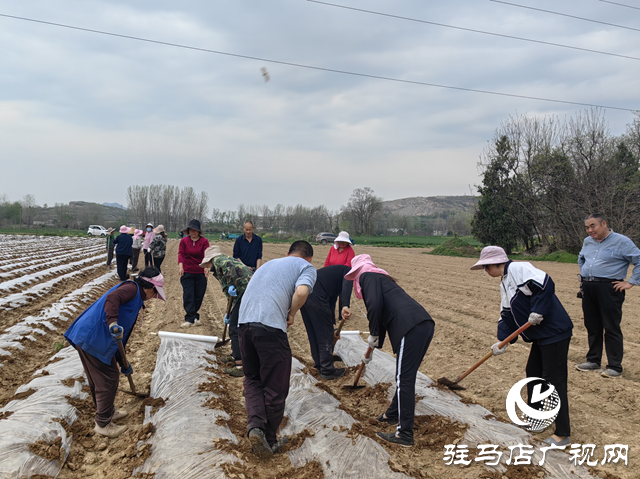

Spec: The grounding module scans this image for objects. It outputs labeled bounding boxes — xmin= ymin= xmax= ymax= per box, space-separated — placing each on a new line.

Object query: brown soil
xmin=4 ymin=241 xmax=638 ymax=478
xmin=29 ymin=436 xmax=64 ymax=462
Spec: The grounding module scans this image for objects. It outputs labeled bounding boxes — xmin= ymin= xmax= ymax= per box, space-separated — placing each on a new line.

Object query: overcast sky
xmin=0 ymin=0 xmax=638 ymax=213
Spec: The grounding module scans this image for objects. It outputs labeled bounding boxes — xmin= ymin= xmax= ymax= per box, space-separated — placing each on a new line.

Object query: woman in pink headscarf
xmin=344 ymin=254 xmax=435 ymax=448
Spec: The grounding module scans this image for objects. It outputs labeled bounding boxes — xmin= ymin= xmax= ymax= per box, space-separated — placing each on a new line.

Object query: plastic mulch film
xmin=0 ymin=270 xmax=116 ymax=368
xmin=0 ymin=346 xmax=87 ymax=479
xmin=132 ymin=334 xmax=240 ymax=479
xmin=284 ymin=358 xmax=409 ymax=478
xmin=334 ymin=333 xmax=595 ymax=479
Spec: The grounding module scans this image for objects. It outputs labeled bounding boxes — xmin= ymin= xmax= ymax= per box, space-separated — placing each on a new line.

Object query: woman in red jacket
xmin=324 ymin=231 xmax=355 ymax=267
xmin=178 ymin=219 xmax=210 ymax=327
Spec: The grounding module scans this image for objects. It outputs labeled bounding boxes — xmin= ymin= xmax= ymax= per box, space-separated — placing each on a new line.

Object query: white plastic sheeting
xmin=284 ymin=358 xmax=409 ymax=478
xmin=334 ymin=333 xmax=596 ymax=479
xmin=136 ymin=333 xmax=410 ymax=478
xmin=0 ymin=270 xmax=116 ymax=367
xmin=0 ymin=346 xmax=87 ymax=479
xmin=133 ymin=335 xmax=239 ymax=479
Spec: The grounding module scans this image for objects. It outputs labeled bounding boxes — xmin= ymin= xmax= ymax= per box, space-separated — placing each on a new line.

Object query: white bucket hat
xmin=470 ymin=246 xmax=510 ymax=270
xmin=334 ymin=231 xmax=352 ymax=245
xmin=199 ymin=245 xmax=223 ymax=268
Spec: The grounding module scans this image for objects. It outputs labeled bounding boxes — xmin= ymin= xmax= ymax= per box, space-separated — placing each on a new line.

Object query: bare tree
xmin=342 ymin=187 xmax=383 ymax=235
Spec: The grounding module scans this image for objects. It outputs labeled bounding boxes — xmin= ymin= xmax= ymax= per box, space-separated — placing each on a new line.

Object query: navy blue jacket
xmin=233 ymin=234 xmax=263 ymax=269
xmin=113 ymin=233 xmax=133 ymax=256
xmin=498 ymin=261 xmax=573 ymax=346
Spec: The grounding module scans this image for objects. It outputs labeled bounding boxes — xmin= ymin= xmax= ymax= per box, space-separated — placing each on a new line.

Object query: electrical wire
xmin=0 ymin=12 xmax=636 ymax=112
xmin=308 ymin=0 xmax=640 ymax=62
xmin=599 ymin=0 xmax=640 ymax=11
xmin=490 ymin=0 xmax=640 ymax=32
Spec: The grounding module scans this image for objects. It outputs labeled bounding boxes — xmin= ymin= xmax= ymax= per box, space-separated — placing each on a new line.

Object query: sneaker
xmin=601 ymin=369 xmax=622 ymax=378
xmin=544 ymin=436 xmax=571 ymax=447
xmin=248 ymin=428 xmax=273 ymax=457
xmin=94 ymin=421 xmax=128 ymax=438
xmin=194 ymin=319 xmax=202 ymax=327
xmin=223 ymin=366 xmax=244 ymax=377
xmin=180 ymin=321 xmax=194 ymax=329
xmin=270 ymin=437 xmax=289 ymax=453
xmin=575 ymin=361 xmax=601 ymax=372
xmin=111 ymin=409 xmax=128 ymax=421
xmin=377 ymin=413 xmax=399 ymax=426
xmin=376 ymin=431 xmax=413 ymax=447
xmin=320 ymin=368 xmax=346 ymax=380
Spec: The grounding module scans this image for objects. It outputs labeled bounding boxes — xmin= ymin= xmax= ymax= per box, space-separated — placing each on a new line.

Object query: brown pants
xmin=77 ymin=346 xmax=119 ymax=427
xmin=130 ymin=248 xmax=141 ymax=271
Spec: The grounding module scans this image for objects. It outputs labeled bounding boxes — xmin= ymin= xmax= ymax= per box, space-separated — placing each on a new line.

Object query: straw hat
xmin=199 ymin=245 xmax=222 ymax=268
xmin=153 ymin=225 xmax=165 ymax=234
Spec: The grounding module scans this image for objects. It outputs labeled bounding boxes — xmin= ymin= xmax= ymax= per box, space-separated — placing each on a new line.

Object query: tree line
xmin=472 ymin=109 xmax=640 ymax=254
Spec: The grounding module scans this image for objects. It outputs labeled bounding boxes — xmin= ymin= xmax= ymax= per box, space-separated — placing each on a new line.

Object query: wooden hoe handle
xmin=333 ymin=317 xmax=347 ymax=347
xmin=455 ymin=322 xmax=532 ymax=383
xmin=353 ymin=346 xmax=373 ymax=387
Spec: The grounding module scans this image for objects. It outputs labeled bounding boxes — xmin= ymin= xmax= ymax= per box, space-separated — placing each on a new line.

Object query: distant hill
xmin=381 ymin=196 xmax=477 ymax=217
xmin=102 ymin=202 xmax=127 ymax=210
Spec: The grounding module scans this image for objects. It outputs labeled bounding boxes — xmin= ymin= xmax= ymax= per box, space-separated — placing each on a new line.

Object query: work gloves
xmin=528 ymin=312 xmax=543 ymax=325
xmin=109 ymin=323 xmax=124 ymax=341
xmin=228 ymin=286 xmax=237 ymax=297
xmin=367 ymin=335 xmax=379 ymax=349
xmin=491 ymin=342 xmax=507 ymax=356
xmin=224 ymin=314 xmax=231 ymax=325
xmin=121 ymin=365 xmax=133 ymax=376
xmin=362 ymin=351 xmax=373 ymax=364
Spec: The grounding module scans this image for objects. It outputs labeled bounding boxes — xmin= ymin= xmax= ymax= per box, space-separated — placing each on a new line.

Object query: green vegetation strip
xmin=354 ymin=235 xmax=482 ymax=248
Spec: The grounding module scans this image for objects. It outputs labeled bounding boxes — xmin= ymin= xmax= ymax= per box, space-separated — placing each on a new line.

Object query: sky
xmin=0 ymin=0 xmax=638 ymax=213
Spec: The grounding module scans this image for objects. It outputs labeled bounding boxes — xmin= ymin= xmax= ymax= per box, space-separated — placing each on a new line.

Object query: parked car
xmin=87 ymin=225 xmax=108 ymax=236
xmin=316 ymin=232 xmax=337 ymax=244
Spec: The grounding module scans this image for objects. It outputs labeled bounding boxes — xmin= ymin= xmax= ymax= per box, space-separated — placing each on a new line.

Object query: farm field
xmin=0 ymin=238 xmax=637 ymax=478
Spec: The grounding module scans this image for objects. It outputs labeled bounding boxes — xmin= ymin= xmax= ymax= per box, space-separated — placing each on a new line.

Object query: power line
xmin=599 ymin=0 xmax=640 ymax=11
xmin=489 ymin=0 xmax=640 ymax=32
xmin=0 ymin=12 xmax=636 ymax=112
xmin=308 ymin=0 xmax=640 ymax=61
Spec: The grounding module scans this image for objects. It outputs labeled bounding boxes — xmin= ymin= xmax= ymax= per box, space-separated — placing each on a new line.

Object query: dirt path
xmin=5 ymin=239 xmax=636 ymax=478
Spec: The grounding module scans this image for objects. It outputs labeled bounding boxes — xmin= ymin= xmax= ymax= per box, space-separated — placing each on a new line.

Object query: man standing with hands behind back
xmin=233 ymin=220 xmax=263 ymax=271
xmin=576 ymin=214 xmax=640 ymax=378
xmin=238 ymin=240 xmax=316 ymax=456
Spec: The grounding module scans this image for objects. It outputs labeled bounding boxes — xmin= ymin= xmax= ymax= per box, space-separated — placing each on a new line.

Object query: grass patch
xmin=0 ymin=228 xmax=87 ymax=237
xmin=354 ymin=235 xmax=481 ymax=248
xmin=425 ymin=237 xmax=480 ymax=257
xmin=512 ymin=250 xmax=578 ymax=264
xmin=52 ymin=341 xmax=65 ymax=353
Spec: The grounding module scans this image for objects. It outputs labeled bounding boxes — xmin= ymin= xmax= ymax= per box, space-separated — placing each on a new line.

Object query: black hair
xmin=134 ymin=266 xmax=160 ymax=290
xmin=585 ymin=213 xmax=606 ymax=223
xmin=244 ymin=220 xmax=254 ymax=227
xmin=288 ymin=240 xmax=314 ymax=258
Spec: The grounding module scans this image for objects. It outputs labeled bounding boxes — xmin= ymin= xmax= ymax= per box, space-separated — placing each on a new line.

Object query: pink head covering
xmin=470 ymin=246 xmax=509 ymax=270
xmin=119 ymin=225 xmax=131 ymax=233
xmin=144 ymin=273 xmax=166 ymax=302
xmin=133 ymin=229 xmax=143 ymax=240
xmin=344 ymin=254 xmax=389 ymax=299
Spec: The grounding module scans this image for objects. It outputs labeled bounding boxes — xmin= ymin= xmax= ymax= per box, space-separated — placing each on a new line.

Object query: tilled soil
xmin=2 ymin=239 xmax=638 ymax=478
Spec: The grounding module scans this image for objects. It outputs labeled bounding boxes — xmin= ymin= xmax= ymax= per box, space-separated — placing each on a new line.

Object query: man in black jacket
xmin=300 ymin=265 xmax=353 ymax=380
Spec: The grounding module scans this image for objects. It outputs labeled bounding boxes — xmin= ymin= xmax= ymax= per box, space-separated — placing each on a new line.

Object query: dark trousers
xmin=130 ymin=248 xmax=141 ymax=271
xmin=116 ymin=254 xmax=130 ymax=281
xmin=144 ymin=250 xmax=153 ymax=268
xmin=180 ymin=272 xmax=207 ymax=323
xmin=106 ymin=244 xmax=115 ymax=266
xmin=239 ymin=323 xmax=292 ymax=446
xmin=385 ymin=320 xmax=434 ymax=440
xmin=582 ymin=282 xmax=625 ymax=372
xmin=229 ymin=297 xmax=242 ymax=361
xmin=300 ymin=298 xmax=336 ymax=375
xmin=525 ymin=337 xmax=571 ymax=437
xmin=76 ymin=346 xmax=119 ymax=427
xmin=153 ymin=256 xmax=165 ymax=273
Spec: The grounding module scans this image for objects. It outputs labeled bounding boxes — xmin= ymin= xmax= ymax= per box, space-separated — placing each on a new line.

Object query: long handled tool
xmin=117 ymin=339 xmax=149 ymax=398
xmin=342 ymin=346 xmax=373 ymax=390
xmin=217 ymin=297 xmax=234 ymax=346
xmin=332 ymin=317 xmax=347 ymax=347
xmin=438 ymin=322 xmax=533 ymax=391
